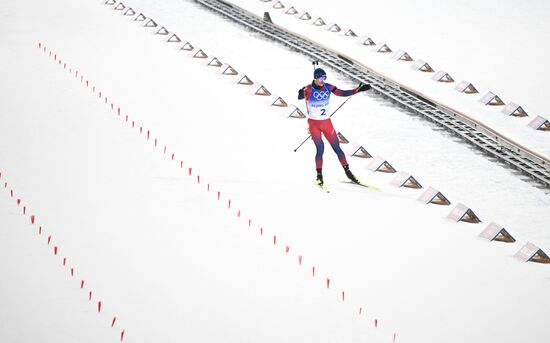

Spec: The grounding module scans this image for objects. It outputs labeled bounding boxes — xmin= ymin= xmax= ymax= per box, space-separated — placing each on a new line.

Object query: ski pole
xmin=293 ymin=95 xmax=354 ymax=152
xmin=312 ymin=60 xmax=319 ymax=71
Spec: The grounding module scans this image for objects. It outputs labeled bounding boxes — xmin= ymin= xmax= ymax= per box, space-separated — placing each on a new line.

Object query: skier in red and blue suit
xmin=298 ymin=68 xmax=371 ymax=186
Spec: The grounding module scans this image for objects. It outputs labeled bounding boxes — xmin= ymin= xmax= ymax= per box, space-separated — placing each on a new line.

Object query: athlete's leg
xmin=320 ymin=119 xmax=348 ymax=166
xmin=308 ymin=119 xmax=324 ymax=169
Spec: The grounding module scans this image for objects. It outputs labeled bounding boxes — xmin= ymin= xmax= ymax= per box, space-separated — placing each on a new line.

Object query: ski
xmin=337 ymin=178 xmax=381 ymax=191
xmin=317 ymin=182 xmax=330 ymax=193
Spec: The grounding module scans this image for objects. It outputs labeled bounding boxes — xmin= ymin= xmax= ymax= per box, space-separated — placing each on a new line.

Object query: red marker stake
xmin=23 ymin=206 xmax=26 ymax=215
xmin=248 ymin=219 xmax=251 ymax=227
xmin=54 ymin=246 xmax=58 ymax=255
xmin=237 ymin=210 xmax=240 ymax=218
xmin=10 ymin=189 xmax=13 ymax=197
xmin=260 ymin=228 xmax=263 ymax=235
xmin=286 ymin=246 xmax=290 ymax=254
xmin=228 ymin=200 xmax=231 ymax=209
xmin=30 ymin=215 xmax=35 ymax=224
xmin=273 ymin=235 xmax=277 ymax=245
xmin=147 ymin=130 xmax=150 ymax=140
xmin=180 ymin=161 xmax=183 ymax=168
xmin=63 ymin=258 xmax=67 ymax=266
xmin=81 ymin=280 xmax=85 ymax=289
xmin=342 ymin=291 xmax=345 ymax=301
xmin=188 ymin=168 xmax=192 ymax=176
xmin=17 ymin=199 xmax=20 ymax=206
xmin=118 ymin=108 xmax=121 ymax=115
xmin=207 ymin=184 xmax=210 ymax=192
xmin=374 ymin=319 xmax=378 ymax=328
xmin=326 ymin=278 xmax=330 ymax=289
xmin=89 ymin=291 xmax=92 ymax=301
xmin=47 ymin=235 xmax=52 ymax=245
xmin=298 ymin=256 xmax=302 ymax=265
xmin=171 ymin=153 xmax=174 ymax=161
xmin=217 ymin=192 xmax=220 ymax=200
xmin=312 ymin=266 xmax=315 ymax=277
xmin=359 ymin=307 xmax=363 ymax=315
xmin=163 ymin=146 xmax=167 ymax=154
xmin=71 ymin=268 xmax=74 ymax=277
xmin=120 ymin=330 xmax=125 ymax=341
xmin=154 ymin=138 xmax=157 ymax=147
xmin=197 ymin=175 xmax=200 ymax=184
xmin=112 ymin=316 xmax=117 ymax=327
xmin=38 ymin=226 xmax=42 ymax=235
xmin=98 ymin=301 xmax=102 ymax=313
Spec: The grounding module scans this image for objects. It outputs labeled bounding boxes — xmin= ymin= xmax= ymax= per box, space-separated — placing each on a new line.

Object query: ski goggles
xmin=316 ymin=75 xmax=327 ymax=81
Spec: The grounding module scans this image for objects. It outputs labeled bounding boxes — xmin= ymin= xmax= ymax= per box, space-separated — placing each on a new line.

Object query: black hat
xmin=313 ymin=68 xmax=326 ymax=79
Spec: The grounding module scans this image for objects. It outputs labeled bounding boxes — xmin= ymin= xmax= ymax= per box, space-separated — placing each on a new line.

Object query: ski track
xmin=29 ymin=38 xmax=398 ymax=341
xmin=1 ymin=1 xmax=549 ymax=343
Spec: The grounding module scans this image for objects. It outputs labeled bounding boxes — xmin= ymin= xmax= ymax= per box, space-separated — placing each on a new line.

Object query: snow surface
xmin=0 ymin=0 xmax=549 ymax=343
xmin=229 ymin=0 xmax=550 ymax=159
xmin=116 ymin=0 xmax=550 ymax=252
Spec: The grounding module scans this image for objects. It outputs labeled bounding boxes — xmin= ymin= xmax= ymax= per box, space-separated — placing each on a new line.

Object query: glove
xmin=298 ymin=88 xmax=305 ymax=99
xmin=357 ymin=84 xmax=371 ymax=92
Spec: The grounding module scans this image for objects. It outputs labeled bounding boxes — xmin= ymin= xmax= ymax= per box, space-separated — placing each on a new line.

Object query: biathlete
xmin=298 ymin=68 xmax=371 ymax=186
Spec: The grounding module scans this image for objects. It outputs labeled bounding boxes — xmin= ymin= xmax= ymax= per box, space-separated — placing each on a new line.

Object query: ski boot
xmin=343 ymin=165 xmax=360 ymax=184
xmin=316 ymin=168 xmax=324 ymax=186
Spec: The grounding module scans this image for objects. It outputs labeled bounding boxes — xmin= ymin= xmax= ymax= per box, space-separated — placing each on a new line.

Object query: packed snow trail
xmin=125 ymin=0 xmax=550 ymax=249
xmin=1 ymin=1 xmax=549 ymax=343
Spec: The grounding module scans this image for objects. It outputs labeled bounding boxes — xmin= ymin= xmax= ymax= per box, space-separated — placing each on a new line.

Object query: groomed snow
xmin=1 ymin=1 xmax=549 ymax=343
xmin=228 ymin=0 xmax=550 ymax=159
xmin=118 ymin=0 xmax=550 ymax=255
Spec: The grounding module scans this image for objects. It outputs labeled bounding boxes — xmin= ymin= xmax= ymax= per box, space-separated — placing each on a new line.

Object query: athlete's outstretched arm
xmin=329 ymin=83 xmax=371 ymax=97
